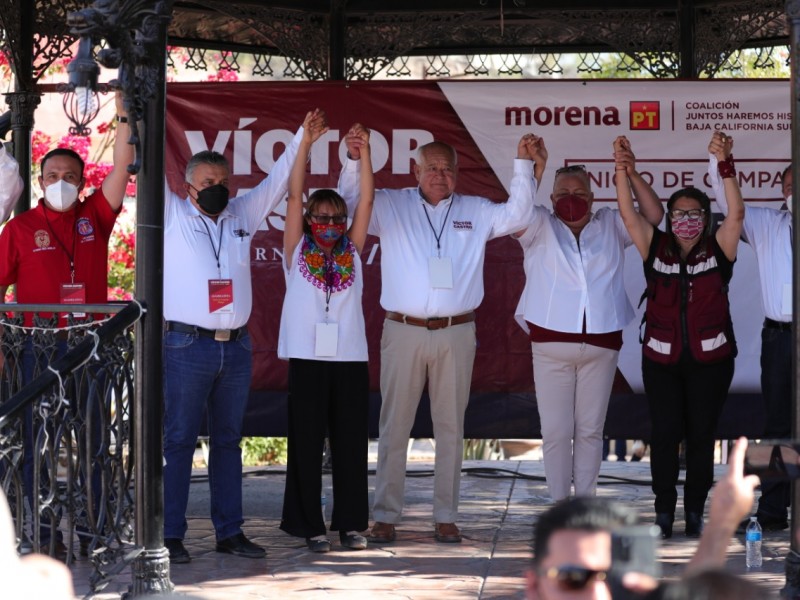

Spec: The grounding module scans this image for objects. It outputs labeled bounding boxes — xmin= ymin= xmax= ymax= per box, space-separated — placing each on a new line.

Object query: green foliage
xmin=241 ymin=436 xmax=288 ymax=466
xmin=463 ymin=439 xmax=500 ymax=460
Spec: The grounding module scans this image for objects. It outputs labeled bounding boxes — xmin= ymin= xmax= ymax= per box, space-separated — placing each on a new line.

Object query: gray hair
xmin=414 ymin=141 xmax=458 ymax=167
xmin=185 ymin=151 xmax=230 ymax=184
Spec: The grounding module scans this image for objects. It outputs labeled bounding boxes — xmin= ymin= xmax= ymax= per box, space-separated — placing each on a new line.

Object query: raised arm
xmin=0 ymin=145 xmax=23 ymax=223
xmin=711 ymin=132 xmax=744 ymax=261
xmin=100 ymin=92 xmax=135 ymax=212
xmin=511 ymin=134 xmax=544 ymax=238
xmin=707 ymin=132 xmax=731 ymax=217
xmin=613 ymin=136 xmax=653 ymax=259
xmin=615 ymin=138 xmax=663 ymax=226
xmin=284 ymin=109 xmax=328 ymax=266
xmin=338 ymin=123 xmax=370 ymax=217
xmin=686 ymin=438 xmax=759 ymax=574
xmin=347 ymin=127 xmax=374 ymax=254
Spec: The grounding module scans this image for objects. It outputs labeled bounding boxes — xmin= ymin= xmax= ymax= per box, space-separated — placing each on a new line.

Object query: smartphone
xmin=607 ymin=525 xmax=661 ymax=599
xmin=743 ymin=439 xmax=800 ymax=481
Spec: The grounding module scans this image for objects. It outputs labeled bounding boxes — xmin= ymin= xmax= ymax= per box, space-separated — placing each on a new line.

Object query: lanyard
xmin=324 ymin=254 xmax=334 ymax=319
xmin=199 ymin=216 xmax=225 ymax=276
xmin=44 ymin=209 xmax=78 ymax=283
xmin=422 ymin=199 xmax=453 ymax=258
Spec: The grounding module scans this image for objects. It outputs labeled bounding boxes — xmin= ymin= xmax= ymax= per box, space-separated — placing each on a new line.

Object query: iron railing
xmin=0 ymin=300 xmax=145 ymax=592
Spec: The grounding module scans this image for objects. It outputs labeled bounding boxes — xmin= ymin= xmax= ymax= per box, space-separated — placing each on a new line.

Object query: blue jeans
xmin=163 ymin=330 xmax=252 ymax=541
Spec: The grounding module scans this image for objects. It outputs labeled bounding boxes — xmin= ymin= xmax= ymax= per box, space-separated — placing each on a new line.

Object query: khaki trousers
xmin=532 ymin=341 xmax=619 ymax=502
xmin=374 ymin=319 xmax=477 ymax=524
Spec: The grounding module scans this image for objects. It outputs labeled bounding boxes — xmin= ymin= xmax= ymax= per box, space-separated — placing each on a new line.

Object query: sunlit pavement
xmin=68 ymin=457 xmax=790 ymax=599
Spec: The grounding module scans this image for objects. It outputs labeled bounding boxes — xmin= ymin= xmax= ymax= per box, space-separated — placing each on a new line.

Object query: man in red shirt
xmin=0 ymin=93 xmax=133 ymax=559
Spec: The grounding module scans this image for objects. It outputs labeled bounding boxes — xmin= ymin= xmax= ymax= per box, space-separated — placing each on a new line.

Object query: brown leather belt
xmin=385 ymin=311 xmax=475 ymax=331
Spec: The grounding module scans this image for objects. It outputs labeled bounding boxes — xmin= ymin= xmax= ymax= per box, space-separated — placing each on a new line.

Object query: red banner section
xmin=168 ymin=80 xmax=783 ymax=438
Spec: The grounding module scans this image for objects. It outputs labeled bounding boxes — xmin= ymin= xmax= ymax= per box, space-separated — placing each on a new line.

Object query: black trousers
xmin=280 ymin=358 xmax=369 ymax=538
xmin=643 ymin=354 xmax=734 ymax=514
xmin=756 ymin=325 xmax=792 ymax=520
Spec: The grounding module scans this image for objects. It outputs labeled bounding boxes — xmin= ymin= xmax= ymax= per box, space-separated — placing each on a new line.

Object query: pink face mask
xmin=554 ymin=194 xmax=589 ymax=223
xmin=671 ymin=215 xmax=705 ymax=240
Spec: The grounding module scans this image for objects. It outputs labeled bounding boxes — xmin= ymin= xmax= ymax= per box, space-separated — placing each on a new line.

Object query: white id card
xmin=782 ymin=282 xmax=792 ymax=316
xmin=428 ymin=256 xmax=453 ymax=288
xmin=315 ymin=322 xmax=339 ymax=357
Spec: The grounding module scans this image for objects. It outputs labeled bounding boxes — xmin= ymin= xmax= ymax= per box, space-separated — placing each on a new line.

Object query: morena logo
xmin=505 ymin=105 xmax=621 ymax=127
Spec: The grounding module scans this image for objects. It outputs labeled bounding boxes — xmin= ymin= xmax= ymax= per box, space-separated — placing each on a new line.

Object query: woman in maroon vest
xmin=613 ymin=132 xmax=744 ymax=539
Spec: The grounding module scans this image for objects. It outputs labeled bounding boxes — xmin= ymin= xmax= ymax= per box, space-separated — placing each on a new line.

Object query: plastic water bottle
xmin=745 ymin=516 xmax=762 ymax=569
xmin=321 ymin=492 xmax=327 ymax=522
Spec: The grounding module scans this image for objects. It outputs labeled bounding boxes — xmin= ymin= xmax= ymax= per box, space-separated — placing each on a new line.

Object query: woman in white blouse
xmin=277 ymin=115 xmax=374 ymax=552
xmin=514 ymin=136 xmax=663 ymax=501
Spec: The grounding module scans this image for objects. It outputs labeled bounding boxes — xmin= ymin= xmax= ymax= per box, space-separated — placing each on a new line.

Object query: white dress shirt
xmin=338 ymin=158 xmax=534 ymax=317
xmin=164 ymin=127 xmax=302 ymax=330
xmin=515 ymin=206 xmax=635 ymax=334
xmin=0 ymin=145 xmax=24 ymax=223
xmin=708 ymin=155 xmax=792 ymax=321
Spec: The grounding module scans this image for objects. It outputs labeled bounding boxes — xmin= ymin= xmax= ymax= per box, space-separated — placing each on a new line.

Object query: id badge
xmin=208 ymin=279 xmax=234 ymax=314
xmin=782 ymin=282 xmax=792 ymax=316
xmin=428 ymin=256 xmax=453 ymax=289
xmin=60 ymin=282 xmax=86 ymax=304
xmin=315 ymin=322 xmax=338 ymax=357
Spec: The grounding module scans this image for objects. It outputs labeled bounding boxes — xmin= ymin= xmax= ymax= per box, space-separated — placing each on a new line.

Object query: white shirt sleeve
xmin=337 ymin=156 xmax=360 ymax=218
xmin=487 ymin=158 xmax=536 ymax=240
xmin=235 ymin=126 xmax=304 ymax=232
xmin=0 ymin=145 xmax=23 ymax=224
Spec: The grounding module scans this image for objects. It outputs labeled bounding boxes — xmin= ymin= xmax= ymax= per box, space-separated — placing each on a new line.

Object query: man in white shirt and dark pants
xmin=162 ymin=111 xmax=327 ymax=563
xmin=710 ymin=150 xmax=792 ymax=532
xmin=339 ymin=128 xmax=535 ymax=543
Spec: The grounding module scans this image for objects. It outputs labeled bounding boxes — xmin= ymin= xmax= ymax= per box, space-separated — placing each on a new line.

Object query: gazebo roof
xmin=167 ymin=0 xmax=789 ymax=78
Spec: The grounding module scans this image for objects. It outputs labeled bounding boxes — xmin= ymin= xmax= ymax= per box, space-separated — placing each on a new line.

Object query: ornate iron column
xmin=66 ymin=0 xmax=173 ymax=595
xmin=787 ymin=1 xmax=800 ymax=597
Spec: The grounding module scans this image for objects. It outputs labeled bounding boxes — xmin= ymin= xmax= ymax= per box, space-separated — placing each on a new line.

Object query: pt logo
xmin=630 ymin=101 xmax=660 ymax=130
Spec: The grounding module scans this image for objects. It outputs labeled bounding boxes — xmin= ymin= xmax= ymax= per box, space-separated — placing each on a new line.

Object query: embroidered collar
xmin=298 ymin=234 xmax=356 ymax=293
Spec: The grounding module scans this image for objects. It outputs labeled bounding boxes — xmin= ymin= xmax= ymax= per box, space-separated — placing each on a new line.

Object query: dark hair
xmin=40 ymin=148 xmax=85 ymax=178
xmin=302 ymin=189 xmax=348 ymax=237
xmin=532 ymin=497 xmax=637 ymax=567
xmin=185 ymin=151 xmax=229 ymax=183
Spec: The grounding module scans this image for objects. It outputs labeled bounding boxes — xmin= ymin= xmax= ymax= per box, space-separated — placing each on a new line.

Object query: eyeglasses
xmin=309 ymin=214 xmax=347 ymax=225
xmin=555 ymin=164 xmax=587 ymax=175
xmin=669 ymin=208 xmax=705 ymax=219
xmin=541 ymin=565 xmax=608 ymax=591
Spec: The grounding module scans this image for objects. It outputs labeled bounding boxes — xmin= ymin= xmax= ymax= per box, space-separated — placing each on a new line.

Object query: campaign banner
xmin=166 ymin=80 xmax=789 ymax=437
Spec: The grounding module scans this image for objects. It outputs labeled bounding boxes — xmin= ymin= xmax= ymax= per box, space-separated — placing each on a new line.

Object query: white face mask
xmin=44 ymin=180 xmax=79 ymax=211
xmin=786 ymin=194 xmax=793 ymax=214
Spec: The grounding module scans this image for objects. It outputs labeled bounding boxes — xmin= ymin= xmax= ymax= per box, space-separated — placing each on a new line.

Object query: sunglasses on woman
xmin=309 ymin=214 xmax=347 ymax=225
xmin=541 ymin=564 xmax=608 ymax=591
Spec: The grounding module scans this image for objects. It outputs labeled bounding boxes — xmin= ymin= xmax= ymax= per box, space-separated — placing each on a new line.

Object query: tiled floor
xmin=67 ymin=459 xmax=790 ymax=599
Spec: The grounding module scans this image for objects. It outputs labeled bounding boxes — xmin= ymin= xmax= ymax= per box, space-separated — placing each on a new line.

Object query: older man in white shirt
xmin=339 ymin=128 xmax=535 ymax=544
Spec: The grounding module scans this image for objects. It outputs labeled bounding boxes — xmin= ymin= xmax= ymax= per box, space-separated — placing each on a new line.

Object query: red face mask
xmin=554 ymin=194 xmax=589 ymax=223
xmin=311 ymin=222 xmax=346 ymax=249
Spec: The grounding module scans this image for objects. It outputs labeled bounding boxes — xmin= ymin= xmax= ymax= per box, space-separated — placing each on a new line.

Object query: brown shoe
xmin=435 ymin=522 xmax=462 ymax=543
xmin=368 ymin=521 xmax=396 ymax=543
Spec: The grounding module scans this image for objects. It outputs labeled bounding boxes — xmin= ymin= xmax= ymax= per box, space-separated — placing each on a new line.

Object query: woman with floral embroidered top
xmin=278 ymin=114 xmax=374 ymax=553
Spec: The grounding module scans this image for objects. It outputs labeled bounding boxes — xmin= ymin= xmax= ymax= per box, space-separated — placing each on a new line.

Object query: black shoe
xmin=164 ymin=538 xmax=191 ymax=564
xmin=215 ymin=532 xmax=265 ymax=558
xmin=685 ymin=512 xmax=703 ymax=538
xmin=306 ymin=537 xmax=332 ymax=553
xmin=339 ymin=531 xmax=367 ymax=550
xmin=655 ymin=513 xmax=674 ymax=539
xmin=736 ymin=514 xmax=789 ymax=534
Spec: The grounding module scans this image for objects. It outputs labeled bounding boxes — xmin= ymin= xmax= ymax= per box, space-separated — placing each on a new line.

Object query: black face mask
xmin=194 ymin=184 xmax=229 ymax=216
